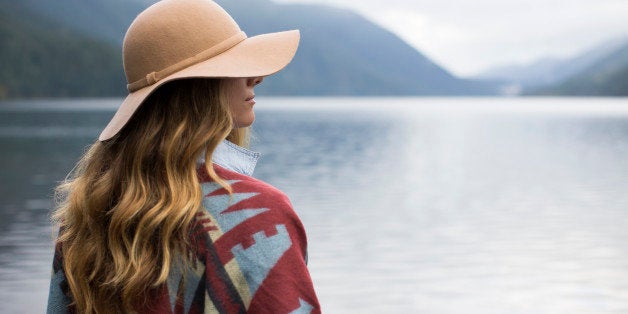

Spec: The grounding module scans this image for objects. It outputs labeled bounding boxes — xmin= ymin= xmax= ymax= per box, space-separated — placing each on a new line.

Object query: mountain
xmin=0 ymin=0 xmax=494 ymax=98
xmin=530 ymin=42 xmax=628 ymax=96
xmin=216 ymin=0 xmax=492 ymax=95
xmin=475 ymin=36 xmax=628 ymax=94
xmin=0 ymin=1 xmax=125 ymax=98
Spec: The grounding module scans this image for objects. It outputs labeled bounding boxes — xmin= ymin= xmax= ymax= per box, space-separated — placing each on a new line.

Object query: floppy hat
xmin=98 ymin=0 xmax=300 ymax=141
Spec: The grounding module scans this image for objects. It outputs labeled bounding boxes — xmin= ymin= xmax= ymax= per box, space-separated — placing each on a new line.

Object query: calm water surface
xmin=1 ymin=97 xmax=628 ymax=313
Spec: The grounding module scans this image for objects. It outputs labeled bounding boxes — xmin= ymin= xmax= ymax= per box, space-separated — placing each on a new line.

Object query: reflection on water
xmin=0 ymin=108 xmax=111 ymax=313
xmin=1 ymin=98 xmax=628 ymax=313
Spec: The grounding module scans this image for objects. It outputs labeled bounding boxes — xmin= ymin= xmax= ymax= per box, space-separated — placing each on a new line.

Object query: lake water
xmin=1 ymin=97 xmax=628 ymax=313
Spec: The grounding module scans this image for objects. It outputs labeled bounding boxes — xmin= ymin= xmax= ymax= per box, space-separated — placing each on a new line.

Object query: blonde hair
xmin=53 ymin=79 xmax=248 ymax=313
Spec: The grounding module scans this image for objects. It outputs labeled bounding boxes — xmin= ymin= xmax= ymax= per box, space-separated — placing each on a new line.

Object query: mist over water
xmin=1 ymin=97 xmax=628 ymax=313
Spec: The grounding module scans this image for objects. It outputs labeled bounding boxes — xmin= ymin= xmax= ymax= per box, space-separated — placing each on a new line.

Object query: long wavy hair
xmin=53 ymin=78 xmax=248 ymax=313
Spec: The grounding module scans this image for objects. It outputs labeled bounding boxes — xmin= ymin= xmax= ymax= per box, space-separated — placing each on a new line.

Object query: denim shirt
xmin=198 ymin=140 xmax=260 ymax=176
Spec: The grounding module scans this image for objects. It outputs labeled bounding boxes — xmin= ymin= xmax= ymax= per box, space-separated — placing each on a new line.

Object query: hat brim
xmin=99 ymin=29 xmax=300 ymax=141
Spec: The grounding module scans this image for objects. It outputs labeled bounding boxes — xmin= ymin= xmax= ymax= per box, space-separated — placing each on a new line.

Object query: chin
xmin=244 ymin=113 xmax=256 ymax=127
xmin=235 ymin=115 xmax=255 ymax=128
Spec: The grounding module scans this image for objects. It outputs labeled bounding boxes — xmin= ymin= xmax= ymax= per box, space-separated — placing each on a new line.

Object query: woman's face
xmin=223 ymin=77 xmax=264 ymax=128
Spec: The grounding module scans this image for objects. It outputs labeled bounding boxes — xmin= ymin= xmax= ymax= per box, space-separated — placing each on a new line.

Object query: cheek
xmin=224 ymin=78 xmax=245 ymax=106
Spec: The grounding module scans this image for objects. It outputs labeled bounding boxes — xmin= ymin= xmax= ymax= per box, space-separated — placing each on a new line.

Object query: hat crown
xmin=123 ymin=0 xmax=242 ymax=86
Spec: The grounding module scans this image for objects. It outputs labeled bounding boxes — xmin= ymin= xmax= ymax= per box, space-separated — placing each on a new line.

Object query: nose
xmin=247 ymin=76 xmax=264 ymax=87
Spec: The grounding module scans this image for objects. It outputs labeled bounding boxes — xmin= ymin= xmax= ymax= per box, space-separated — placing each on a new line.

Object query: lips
xmin=245 ymin=95 xmax=255 ymax=101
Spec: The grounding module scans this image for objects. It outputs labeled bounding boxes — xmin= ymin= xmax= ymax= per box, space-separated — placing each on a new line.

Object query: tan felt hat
xmin=98 ymin=0 xmax=300 ymax=141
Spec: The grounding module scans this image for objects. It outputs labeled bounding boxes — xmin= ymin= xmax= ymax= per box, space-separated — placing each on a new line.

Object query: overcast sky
xmin=275 ymin=0 xmax=628 ymax=77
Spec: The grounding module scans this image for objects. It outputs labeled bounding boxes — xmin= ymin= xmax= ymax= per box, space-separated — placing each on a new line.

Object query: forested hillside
xmin=0 ymin=1 xmax=125 ymax=98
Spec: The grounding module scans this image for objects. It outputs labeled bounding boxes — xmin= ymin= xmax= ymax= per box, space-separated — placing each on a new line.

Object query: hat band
xmin=127 ymin=31 xmax=248 ymax=92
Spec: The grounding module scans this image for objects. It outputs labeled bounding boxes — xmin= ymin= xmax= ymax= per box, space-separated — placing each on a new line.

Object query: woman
xmin=46 ymin=0 xmax=320 ymax=313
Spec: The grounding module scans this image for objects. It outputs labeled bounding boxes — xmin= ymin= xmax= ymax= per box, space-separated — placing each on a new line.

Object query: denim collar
xmin=199 ymin=140 xmax=260 ymax=176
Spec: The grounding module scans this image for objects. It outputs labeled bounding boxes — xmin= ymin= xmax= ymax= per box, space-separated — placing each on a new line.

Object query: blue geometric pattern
xmin=289 ymin=298 xmax=315 ymax=314
xmin=200 ymin=180 xmax=239 ymax=196
xmin=166 ymin=257 xmax=205 ymax=313
xmin=231 ymin=224 xmax=292 ymax=297
xmin=199 ymin=180 xmax=297 ymax=305
xmin=201 ymin=194 xmax=269 ymax=234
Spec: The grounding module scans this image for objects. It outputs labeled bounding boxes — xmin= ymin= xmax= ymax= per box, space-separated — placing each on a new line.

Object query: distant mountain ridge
xmin=530 ymin=42 xmax=628 ymax=96
xmin=0 ymin=0 xmax=496 ymax=98
xmin=475 ymin=36 xmax=628 ymax=96
xmin=477 ymin=37 xmax=627 ymax=87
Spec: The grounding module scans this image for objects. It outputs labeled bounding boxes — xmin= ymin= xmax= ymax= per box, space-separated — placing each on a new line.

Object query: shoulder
xmin=195 ymin=163 xmax=308 ymax=255
xmin=187 ymin=165 xmax=319 ymax=312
